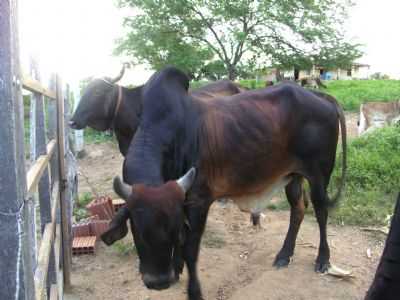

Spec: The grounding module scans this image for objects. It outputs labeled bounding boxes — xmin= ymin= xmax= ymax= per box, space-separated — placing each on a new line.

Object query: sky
xmin=18 ymin=0 xmax=400 ymax=88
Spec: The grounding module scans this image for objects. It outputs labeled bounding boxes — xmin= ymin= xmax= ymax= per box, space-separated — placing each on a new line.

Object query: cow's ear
xmin=101 ymin=207 xmax=129 ymax=245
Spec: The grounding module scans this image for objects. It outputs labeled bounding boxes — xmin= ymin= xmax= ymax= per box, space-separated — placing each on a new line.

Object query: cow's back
xmin=190 ymin=80 xmax=242 ymax=101
xmin=197 ymin=83 xmax=339 ymax=199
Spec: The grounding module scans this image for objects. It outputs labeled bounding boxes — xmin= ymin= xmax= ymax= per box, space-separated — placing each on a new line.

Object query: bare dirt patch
xmin=66 ymin=137 xmax=383 ymax=300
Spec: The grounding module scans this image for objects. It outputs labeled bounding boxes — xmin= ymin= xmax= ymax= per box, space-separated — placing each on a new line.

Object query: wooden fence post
xmin=30 ymin=57 xmax=57 ymax=292
xmin=48 ymin=75 xmax=59 ymax=189
xmin=0 ymin=0 xmax=35 ymax=299
xmin=56 ymin=75 xmax=72 ymax=289
xmin=64 ymin=84 xmax=78 ymax=238
xmin=72 ymin=85 xmax=84 ymax=154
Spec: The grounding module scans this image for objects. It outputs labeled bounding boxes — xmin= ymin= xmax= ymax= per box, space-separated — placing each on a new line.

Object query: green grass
xmin=190 ymin=80 xmax=212 ymax=90
xmin=112 ymin=240 xmax=136 ymax=256
xmin=329 ymin=126 xmax=400 ymax=226
xmin=324 ymin=80 xmax=400 ymax=111
xmin=73 ymin=192 xmax=93 ymax=221
xmin=236 ymin=79 xmax=400 ymax=111
xmin=238 ymin=79 xmax=267 ymax=90
xmin=84 ymin=128 xmax=115 ymax=144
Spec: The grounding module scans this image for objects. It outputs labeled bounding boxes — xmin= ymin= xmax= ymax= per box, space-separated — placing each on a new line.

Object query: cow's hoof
xmin=315 ymin=261 xmax=330 ymax=273
xmin=273 ymin=257 xmax=290 ymax=268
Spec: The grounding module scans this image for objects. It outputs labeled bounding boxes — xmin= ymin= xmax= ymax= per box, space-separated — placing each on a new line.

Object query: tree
xmin=115 ymin=0 xmax=362 ymax=80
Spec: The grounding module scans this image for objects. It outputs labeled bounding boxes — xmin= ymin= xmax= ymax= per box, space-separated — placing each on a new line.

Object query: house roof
xmin=352 ymin=63 xmax=370 ymax=68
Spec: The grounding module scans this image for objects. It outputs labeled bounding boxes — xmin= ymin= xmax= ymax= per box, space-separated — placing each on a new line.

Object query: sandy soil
xmin=65 ymin=112 xmax=384 ymax=300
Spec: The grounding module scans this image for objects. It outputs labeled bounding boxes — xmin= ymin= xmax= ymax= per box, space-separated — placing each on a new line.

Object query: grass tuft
xmin=112 ymin=240 xmax=136 ymax=256
xmin=84 ymin=128 xmax=115 ymax=144
xmin=73 ymin=192 xmax=93 ymax=221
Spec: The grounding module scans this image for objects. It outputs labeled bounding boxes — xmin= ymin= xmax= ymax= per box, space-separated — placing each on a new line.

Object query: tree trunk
xmin=227 ymin=64 xmax=237 ymax=80
xmin=276 ymin=69 xmax=284 ymax=82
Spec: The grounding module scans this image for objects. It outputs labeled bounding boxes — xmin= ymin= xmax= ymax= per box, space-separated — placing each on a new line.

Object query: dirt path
xmin=66 ymin=129 xmax=383 ymax=300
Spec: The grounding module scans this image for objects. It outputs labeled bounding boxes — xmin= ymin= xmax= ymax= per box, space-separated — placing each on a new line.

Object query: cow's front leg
xmin=173 ymin=243 xmax=184 ymax=282
xmin=183 ymin=197 xmax=211 ymax=300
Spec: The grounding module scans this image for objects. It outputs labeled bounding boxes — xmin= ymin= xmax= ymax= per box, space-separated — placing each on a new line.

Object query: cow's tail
xmin=328 ymin=101 xmax=347 ymax=207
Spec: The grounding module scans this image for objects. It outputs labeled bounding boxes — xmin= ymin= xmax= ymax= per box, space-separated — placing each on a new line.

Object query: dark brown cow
xmin=101 ymin=67 xmax=347 ymax=300
xmin=365 ymin=193 xmax=400 ymax=300
xmin=69 ymin=68 xmax=262 ymax=225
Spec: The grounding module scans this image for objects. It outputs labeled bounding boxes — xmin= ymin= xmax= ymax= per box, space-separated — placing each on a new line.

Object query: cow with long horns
xmin=69 ymin=63 xmax=141 ymax=155
xmin=70 ymin=65 xmax=263 ymax=227
xmin=100 ymin=67 xmax=347 ymax=300
xmin=70 ymin=64 xmax=246 ymax=156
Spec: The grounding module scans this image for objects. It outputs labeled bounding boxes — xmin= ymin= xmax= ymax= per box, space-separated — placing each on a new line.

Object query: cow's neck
xmin=112 ymin=86 xmax=143 ymax=132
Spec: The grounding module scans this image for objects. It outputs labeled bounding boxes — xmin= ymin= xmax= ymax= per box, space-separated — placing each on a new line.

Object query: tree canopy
xmin=115 ymin=0 xmax=362 ymax=80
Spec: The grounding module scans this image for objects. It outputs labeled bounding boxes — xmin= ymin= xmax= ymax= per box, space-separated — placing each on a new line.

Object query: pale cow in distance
xmin=358 ymin=101 xmax=400 ymax=135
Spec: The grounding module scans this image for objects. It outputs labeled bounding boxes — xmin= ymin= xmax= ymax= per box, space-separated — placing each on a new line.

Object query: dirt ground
xmin=65 ymin=112 xmax=385 ymax=300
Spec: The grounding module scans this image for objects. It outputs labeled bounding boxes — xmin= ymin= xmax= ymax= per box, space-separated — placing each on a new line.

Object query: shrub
xmin=329 ymin=126 xmax=400 ymax=225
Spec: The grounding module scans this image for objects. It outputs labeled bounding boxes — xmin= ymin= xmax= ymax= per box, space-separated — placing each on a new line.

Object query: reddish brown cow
xmin=101 ymin=67 xmax=347 ymax=300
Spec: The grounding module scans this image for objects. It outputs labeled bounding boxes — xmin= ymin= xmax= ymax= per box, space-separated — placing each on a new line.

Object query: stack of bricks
xmin=72 ymin=196 xmax=115 ymax=255
xmin=86 ymin=196 xmax=115 ymax=220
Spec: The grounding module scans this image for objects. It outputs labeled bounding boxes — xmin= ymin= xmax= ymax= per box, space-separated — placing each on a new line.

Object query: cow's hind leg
xmin=274 ymin=176 xmax=305 ymax=268
xmin=309 ymin=177 xmax=331 ymax=273
xmin=250 ymin=212 xmax=261 ymax=227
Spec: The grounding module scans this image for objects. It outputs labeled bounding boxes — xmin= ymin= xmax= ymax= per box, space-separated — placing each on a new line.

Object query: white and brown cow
xmin=358 ymin=101 xmax=400 ymax=135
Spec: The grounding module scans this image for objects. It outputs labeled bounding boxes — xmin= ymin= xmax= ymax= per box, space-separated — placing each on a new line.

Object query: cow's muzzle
xmin=142 ymin=270 xmax=175 ymax=290
xmin=69 ymin=120 xmax=83 ymax=130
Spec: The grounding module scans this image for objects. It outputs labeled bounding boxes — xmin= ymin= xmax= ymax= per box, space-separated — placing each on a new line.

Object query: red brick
xmin=86 ymin=197 xmax=113 ymax=220
xmin=72 ymin=236 xmax=97 ymax=255
xmin=72 ymin=222 xmax=91 ymax=237
xmin=89 ymin=220 xmax=110 ymax=238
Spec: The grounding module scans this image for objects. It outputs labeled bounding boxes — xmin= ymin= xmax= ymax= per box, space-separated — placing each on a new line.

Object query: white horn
xmin=176 ymin=168 xmax=196 ymax=193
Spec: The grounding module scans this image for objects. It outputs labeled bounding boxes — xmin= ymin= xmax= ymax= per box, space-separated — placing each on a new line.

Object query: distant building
xmin=265 ymin=63 xmax=371 ymax=81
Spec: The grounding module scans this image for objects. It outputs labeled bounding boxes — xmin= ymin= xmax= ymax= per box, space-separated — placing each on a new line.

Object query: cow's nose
xmin=142 ymin=271 xmax=175 ymax=290
xmin=69 ymin=120 xmax=77 ymax=128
